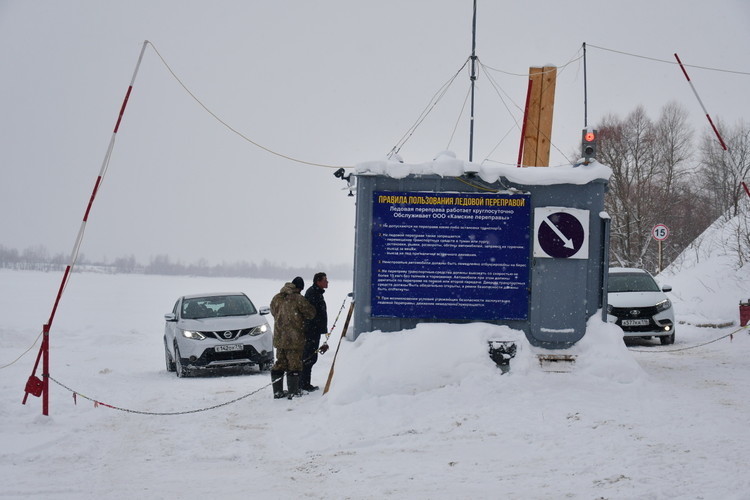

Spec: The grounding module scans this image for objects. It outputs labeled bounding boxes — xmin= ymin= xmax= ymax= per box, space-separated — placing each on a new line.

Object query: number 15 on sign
xmin=652 ymin=224 xmax=669 ymax=241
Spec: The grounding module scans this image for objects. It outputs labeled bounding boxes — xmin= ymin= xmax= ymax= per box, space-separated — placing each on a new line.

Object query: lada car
xmin=606 ymin=267 xmax=675 ymax=345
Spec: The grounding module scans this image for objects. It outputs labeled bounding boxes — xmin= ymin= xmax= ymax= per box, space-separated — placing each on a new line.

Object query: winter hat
xmin=292 ymin=276 xmax=304 ymax=290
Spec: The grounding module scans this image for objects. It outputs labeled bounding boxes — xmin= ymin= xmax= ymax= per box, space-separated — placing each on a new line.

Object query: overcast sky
xmin=1 ymin=1 xmax=748 ymax=268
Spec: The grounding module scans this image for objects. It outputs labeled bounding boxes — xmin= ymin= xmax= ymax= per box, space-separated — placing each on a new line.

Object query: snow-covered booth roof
xmin=351 ymin=152 xmax=612 ymax=349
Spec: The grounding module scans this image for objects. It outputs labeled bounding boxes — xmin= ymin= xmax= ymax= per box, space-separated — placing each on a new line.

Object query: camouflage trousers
xmin=272 ymin=348 xmax=303 ymax=372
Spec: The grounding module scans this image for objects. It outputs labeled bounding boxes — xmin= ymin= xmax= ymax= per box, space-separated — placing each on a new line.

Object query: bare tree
xmin=598 ymin=103 xmax=705 ymax=271
xmin=699 ymin=119 xmax=750 ymax=219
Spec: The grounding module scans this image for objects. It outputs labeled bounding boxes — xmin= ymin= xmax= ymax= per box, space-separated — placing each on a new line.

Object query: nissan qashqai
xmin=164 ymin=292 xmax=274 ymax=377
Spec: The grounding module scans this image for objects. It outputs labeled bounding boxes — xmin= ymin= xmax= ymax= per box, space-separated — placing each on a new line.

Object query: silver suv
xmin=606 ymin=268 xmax=675 ymax=345
xmin=164 ymin=292 xmax=274 ymax=377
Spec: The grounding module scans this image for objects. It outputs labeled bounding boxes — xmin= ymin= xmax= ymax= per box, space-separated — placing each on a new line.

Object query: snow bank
xmin=325 ymin=316 xmax=644 ymax=406
xmin=567 ymin=314 xmax=647 ymax=383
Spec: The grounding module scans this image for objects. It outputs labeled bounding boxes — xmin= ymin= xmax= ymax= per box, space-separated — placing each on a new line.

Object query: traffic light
xmin=581 ymin=129 xmax=598 ymax=163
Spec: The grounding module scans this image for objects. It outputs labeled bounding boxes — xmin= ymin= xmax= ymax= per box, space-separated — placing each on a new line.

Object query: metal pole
xmin=469 ymin=0 xmax=477 ymax=162
xmin=42 ymin=325 xmax=49 ymax=415
xmin=658 ymin=240 xmax=663 ymax=274
xmin=600 ymin=215 xmax=611 ymax=322
xmin=583 ymin=43 xmax=588 ymax=128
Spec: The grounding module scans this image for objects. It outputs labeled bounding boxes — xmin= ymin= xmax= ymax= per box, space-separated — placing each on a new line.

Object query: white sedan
xmin=164 ymin=292 xmax=274 ymax=377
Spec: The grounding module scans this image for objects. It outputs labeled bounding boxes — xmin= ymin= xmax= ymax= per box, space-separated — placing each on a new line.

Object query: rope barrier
xmin=628 ymin=325 xmax=748 ymax=353
xmin=45 ymin=336 xmax=338 ymax=415
xmin=48 ymin=373 xmax=276 ymax=416
xmin=0 ymin=331 xmax=43 ymax=370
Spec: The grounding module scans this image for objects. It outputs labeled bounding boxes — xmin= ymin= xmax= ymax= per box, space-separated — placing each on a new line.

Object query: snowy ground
xmin=1 ymin=252 xmax=749 ymax=499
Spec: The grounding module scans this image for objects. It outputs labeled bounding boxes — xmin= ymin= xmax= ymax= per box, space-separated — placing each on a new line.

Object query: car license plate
xmin=622 ymin=319 xmax=649 ymax=326
xmin=215 ymin=344 xmax=243 ymax=352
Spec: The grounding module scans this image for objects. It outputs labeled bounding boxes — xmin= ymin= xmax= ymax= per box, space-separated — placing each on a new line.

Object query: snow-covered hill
xmin=660 ymin=205 xmax=749 ymax=327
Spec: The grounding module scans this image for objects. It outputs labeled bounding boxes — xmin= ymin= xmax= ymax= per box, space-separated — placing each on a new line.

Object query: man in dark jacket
xmin=301 ymin=272 xmax=328 ymax=391
xmin=270 ymin=276 xmax=316 ymax=399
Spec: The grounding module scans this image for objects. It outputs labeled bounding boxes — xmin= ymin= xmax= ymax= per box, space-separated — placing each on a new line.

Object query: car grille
xmin=609 ymin=305 xmax=659 ymax=318
xmin=609 ymin=305 xmax=659 ymax=332
xmin=198 ymin=327 xmax=263 ymax=341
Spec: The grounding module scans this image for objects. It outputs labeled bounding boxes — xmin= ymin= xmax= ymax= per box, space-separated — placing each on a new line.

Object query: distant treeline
xmin=0 ymin=245 xmax=352 ymax=280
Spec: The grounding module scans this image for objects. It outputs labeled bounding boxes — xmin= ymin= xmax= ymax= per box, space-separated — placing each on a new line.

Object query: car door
xmin=164 ymin=299 xmax=181 ymax=357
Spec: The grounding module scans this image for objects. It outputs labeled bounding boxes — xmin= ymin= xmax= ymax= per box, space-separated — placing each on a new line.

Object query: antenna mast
xmin=469 ymin=0 xmax=477 ymax=162
xmin=583 ymin=42 xmax=588 ymax=127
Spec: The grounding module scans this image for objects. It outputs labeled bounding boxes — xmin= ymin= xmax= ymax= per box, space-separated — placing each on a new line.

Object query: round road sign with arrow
xmin=533 ymin=207 xmax=590 ymax=259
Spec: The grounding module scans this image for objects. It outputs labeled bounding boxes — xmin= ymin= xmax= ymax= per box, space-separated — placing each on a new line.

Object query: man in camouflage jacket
xmin=270 ymin=277 xmax=316 ymax=399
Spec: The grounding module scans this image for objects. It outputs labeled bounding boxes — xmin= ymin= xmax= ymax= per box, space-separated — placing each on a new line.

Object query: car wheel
xmin=174 ymin=344 xmax=191 ymax=378
xmin=660 ymin=332 xmax=675 ymax=345
xmin=164 ymin=341 xmax=176 ymax=372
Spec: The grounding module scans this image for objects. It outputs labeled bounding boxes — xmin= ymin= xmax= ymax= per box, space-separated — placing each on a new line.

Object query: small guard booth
xmin=350 ymin=153 xmax=612 ymax=349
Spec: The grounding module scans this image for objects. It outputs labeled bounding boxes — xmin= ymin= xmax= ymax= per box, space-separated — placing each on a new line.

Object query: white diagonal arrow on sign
xmin=543 ymin=216 xmax=574 ymax=249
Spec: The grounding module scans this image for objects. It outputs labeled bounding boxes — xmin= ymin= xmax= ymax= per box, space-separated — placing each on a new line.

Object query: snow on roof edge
xmin=355 ymin=152 xmax=612 ymax=186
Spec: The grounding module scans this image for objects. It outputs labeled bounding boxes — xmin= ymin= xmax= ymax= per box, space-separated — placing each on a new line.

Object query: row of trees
xmin=0 ymin=245 xmax=352 ymax=280
xmin=595 ymin=102 xmax=749 ymax=272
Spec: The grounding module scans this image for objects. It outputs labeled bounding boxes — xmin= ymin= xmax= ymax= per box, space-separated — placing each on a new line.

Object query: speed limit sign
xmin=652 ymin=224 xmax=669 ymax=241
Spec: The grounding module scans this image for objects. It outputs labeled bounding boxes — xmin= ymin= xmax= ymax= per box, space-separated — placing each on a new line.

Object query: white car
xmin=164 ymin=292 xmax=274 ymax=377
xmin=606 ymin=267 xmax=675 ymax=345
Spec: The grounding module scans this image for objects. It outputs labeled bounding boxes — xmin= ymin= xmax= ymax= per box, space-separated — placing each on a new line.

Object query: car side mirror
xmin=662 ymin=285 xmax=672 ymax=293
xmin=259 ymin=306 xmax=270 ymax=315
xmin=164 ymin=313 xmax=177 ymax=322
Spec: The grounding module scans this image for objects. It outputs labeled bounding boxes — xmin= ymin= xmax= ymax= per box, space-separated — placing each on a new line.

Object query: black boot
xmin=271 ymin=370 xmax=286 ymax=399
xmin=301 ymin=366 xmax=318 ymax=392
xmin=287 ymin=371 xmax=302 ymax=399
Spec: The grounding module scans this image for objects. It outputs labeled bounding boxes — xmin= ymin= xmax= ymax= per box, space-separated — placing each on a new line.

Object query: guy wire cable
xmin=146 ymin=42 xmax=350 ymax=169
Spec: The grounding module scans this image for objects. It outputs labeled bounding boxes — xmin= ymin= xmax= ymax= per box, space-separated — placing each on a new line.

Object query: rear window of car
xmin=608 ymin=273 xmax=660 ymax=293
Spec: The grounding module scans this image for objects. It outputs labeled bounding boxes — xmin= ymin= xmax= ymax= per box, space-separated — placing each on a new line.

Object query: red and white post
xmin=22 ymin=41 xmax=150 ymax=416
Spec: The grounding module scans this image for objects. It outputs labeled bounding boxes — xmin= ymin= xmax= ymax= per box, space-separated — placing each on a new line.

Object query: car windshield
xmin=182 ymin=295 xmax=257 ymax=319
xmin=608 ymin=273 xmax=660 ymax=293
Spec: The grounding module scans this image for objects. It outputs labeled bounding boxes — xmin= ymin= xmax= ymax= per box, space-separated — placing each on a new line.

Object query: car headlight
xmin=181 ymin=329 xmax=206 ymax=340
xmin=655 ymin=298 xmax=672 ymax=313
xmin=249 ymin=324 xmax=269 ymax=336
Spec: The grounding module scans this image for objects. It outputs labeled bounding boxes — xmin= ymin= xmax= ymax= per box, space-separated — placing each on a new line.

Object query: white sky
xmin=1 ymin=0 xmax=749 ymax=267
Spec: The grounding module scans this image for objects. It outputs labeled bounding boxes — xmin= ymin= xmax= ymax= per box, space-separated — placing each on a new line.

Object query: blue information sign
xmin=371 ymin=191 xmax=531 ymax=320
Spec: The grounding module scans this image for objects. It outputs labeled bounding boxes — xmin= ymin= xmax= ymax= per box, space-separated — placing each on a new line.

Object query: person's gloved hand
xmin=318 ymin=343 xmax=330 ymax=354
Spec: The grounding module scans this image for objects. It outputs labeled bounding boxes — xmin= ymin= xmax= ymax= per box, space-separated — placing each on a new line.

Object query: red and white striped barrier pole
xmin=674 ymin=53 xmax=728 ymax=151
xmin=23 ymin=41 xmax=149 ymax=416
xmin=675 ymin=54 xmax=750 ymax=201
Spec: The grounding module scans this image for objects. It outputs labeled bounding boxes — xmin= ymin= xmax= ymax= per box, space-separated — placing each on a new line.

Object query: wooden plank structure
xmin=521 ymin=66 xmax=557 ymax=167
